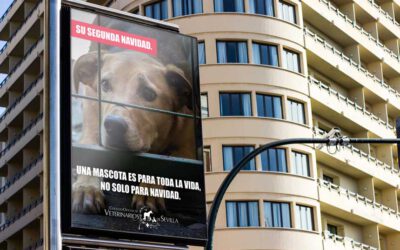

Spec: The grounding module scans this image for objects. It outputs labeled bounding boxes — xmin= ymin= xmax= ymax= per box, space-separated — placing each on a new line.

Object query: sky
xmin=0 ymin=0 xmax=16 ymax=112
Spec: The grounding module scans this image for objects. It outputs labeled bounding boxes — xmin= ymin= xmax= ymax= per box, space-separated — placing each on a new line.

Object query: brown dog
xmin=71 ymin=50 xmax=195 ymax=214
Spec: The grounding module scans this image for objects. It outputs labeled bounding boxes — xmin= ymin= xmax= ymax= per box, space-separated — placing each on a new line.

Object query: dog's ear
xmin=73 ymin=51 xmax=99 ymax=92
xmin=165 ymin=65 xmax=193 ymax=110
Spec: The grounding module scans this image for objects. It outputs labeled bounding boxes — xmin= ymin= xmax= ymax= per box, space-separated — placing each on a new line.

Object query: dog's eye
xmin=138 ymin=83 xmax=157 ymax=102
xmin=101 ymin=79 xmax=112 ymax=92
xmin=141 ymin=86 xmax=157 ymax=102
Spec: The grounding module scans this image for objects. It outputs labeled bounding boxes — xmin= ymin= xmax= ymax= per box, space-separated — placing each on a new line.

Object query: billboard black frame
xmin=59 ymin=2 xmax=206 ymax=246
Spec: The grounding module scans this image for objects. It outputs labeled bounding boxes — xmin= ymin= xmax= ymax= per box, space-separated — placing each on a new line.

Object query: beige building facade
xmin=0 ymin=0 xmax=400 ymax=249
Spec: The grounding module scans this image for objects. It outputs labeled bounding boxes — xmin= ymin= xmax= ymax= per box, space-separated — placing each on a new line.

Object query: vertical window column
xmin=226 ymin=201 xmax=260 ymax=227
xmin=296 ymin=205 xmax=314 ymax=231
xmin=215 ymin=0 xmax=245 ymax=12
xmin=217 ymin=41 xmax=248 ymax=63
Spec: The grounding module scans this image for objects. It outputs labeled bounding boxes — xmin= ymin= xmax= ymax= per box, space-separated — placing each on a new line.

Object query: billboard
xmin=60 ymin=4 xmax=206 ymax=246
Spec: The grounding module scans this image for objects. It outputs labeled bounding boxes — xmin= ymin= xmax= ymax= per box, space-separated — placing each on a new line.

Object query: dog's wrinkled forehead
xmin=74 ymin=51 xmax=194 ymax=110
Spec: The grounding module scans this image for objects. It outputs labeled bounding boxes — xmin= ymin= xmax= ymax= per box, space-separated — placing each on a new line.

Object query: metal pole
xmin=49 ymin=0 xmax=62 ymax=249
xmin=206 ymin=137 xmax=400 ymax=250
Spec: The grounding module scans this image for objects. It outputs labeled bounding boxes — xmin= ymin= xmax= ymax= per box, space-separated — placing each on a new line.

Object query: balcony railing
xmin=319 ymin=179 xmax=399 ymax=218
xmin=317 ymin=0 xmax=399 ymax=62
xmin=0 ymin=154 xmax=43 ymax=194
xmin=0 ymin=73 xmax=43 ymax=124
xmin=23 ymin=238 xmax=43 ymax=250
xmin=314 ymin=127 xmax=399 ymax=176
xmin=323 ymin=231 xmax=378 ymax=250
xmin=304 ymin=27 xmax=400 ymax=100
xmin=0 ymin=35 xmax=43 ymax=89
xmin=0 ymin=112 xmax=43 ymax=159
xmin=0 ymin=196 xmax=42 ymax=232
xmin=0 ymin=0 xmax=17 ymax=24
xmin=309 ymin=76 xmax=395 ymax=131
xmin=365 ymin=0 xmax=400 ymax=28
xmin=0 ymin=1 xmax=42 ymax=55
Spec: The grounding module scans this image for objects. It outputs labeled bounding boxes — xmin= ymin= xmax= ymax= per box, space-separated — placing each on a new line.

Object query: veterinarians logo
xmin=138 ymin=206 xmax=160 ymax=230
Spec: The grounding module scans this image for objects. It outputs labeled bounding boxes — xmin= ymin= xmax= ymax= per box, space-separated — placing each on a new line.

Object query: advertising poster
xmin=61 ymin=6 xmax=206 ymax=245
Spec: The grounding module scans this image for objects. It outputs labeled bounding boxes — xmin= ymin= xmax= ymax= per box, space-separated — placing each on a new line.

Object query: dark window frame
xmin=217 ymin=41 xmax=248 ymax=64
xmin=223 ymin=145 xmax=256 ymax=171
xmin=291 ymin=150 xmax=310 ymax=177
xmin=264 ymin=201 xmax=292 ymax=228
xmin=172 ymin=0 xmax=203 ymax=17
xmin=256 ymin=93 xmax=283 ymax=118
xmin=279 ymin=0 xmax=297 ymax=24
xmin=144 ymin=0 xmax=168 ymax=20
xmin=219 ymin=92 xmax=252 ymax=116
xmin=253 ymin=42 xmax=279 ymax=66
xmin=260 ymin=148 xmax=287 ymax=172
xmin=226 ymin=200 xmax=260 ymax=227
xmin=287 ymin=99 xmax=306 ymax=124
xmin=250 ymin=0 xmax=275 ymax=16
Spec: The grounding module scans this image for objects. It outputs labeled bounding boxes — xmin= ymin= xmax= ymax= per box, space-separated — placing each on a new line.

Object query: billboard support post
xmin=49 ymin=0 xmax=62 ymax=249
xmin=206 ymin=134 xmax=400 ymax=250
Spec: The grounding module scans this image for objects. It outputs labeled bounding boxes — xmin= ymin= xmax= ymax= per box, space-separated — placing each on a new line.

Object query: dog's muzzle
xmin=103 ymin=114 xmax=128 ymax=148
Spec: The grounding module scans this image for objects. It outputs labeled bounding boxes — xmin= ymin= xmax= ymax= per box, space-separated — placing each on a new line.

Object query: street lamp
xmin=206 ymin=129 xmax=400 ymax=250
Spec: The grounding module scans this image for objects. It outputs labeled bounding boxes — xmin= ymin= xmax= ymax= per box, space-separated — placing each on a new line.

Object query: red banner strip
xmin=71 ymin=20 xmax=157 ymax=56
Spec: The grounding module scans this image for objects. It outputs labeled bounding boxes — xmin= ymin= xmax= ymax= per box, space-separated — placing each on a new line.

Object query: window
xmin=144 ymin=0 xmax=168 ymax=20
xmin=201 ymin=93 xmax=209 ymax=117
xmin=287 ymin=99 xmax=305 ymax=124
xmin=215 ymin=0 xmax=245 ymax=12
xmin=282 ymin=49 xmax=300 ymax=72
xmin=220 ymin=93 xmax=252 ymax=116
xmin=252 ymin=43 xmax=278 ymax=66
xmin=217 ymin=41 xmax=248 ymax=63
xmin=264 ymin=202 xmax=291 ymax=228
xmin=256 ymin=94 xmax=282 ymax=118
xmin=203 ymin=146 xmax=212 ymax=172
xmin=296 ymin=205 xmax=314 ymax=231
xmin=226 ymin=201 xmax=259 ymax=227
xmin=249 ymin=0 xmax=274 ymax=16
xmin=223 ymin=146 xmax=256 ymax=171
xmin=278 ymin=0 xmax=296 ymax=23
xmin=173 ymin=0 xmax=203 ymax=16
xmin=261 ymin=148 xmax=287 ymax=172
xmin=323 ymin=174 xmax=334 ymax=184
xmin=198 ymin=42 xmax=206 ymax=64
xmin=291 ymin=151 xmax=310 ymax=177
xmin=327 ymin=224 xmax=338 ymax=235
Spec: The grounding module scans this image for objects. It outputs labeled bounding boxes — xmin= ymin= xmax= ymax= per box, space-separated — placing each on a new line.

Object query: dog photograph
xmin=66 ymin=8 xmax=206 ymax=243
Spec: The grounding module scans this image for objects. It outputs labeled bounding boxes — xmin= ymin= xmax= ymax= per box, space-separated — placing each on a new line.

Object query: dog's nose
xmin=104 ymin=115 xmax=128 ymax=136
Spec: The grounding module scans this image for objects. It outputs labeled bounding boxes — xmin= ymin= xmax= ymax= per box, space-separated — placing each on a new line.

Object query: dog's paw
xmin=72 ymin=185 xmax=105 ymax=214
xmin=132 ymin=189 xmax=166 ymax=213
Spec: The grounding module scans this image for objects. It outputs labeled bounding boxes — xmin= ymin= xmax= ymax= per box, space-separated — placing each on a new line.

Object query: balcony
xmin=319 ymin=179 xmax=400 ymax=231
xmin=303 ymin=0 xmax=400 ymax=74
xmin=0 ymin=1 xmax=43 ymax=66
xmin=309 ymin=76 xmax=395 ymax=139
xmin=0 ymin=113 xmax=43 ymax=169
xmin=0 ymin=74 xmax=43 ymax=134
xmin=0 ymin=155 xmax=43 ymax=205
xmin=23 ymin=238 xmax=43 ymax=250
xmin=322 ymin=231 xmax=377 ymax=250
xmin=0 ymin=0 xmax=17 ymax=24
xmin=0 ymin=196 xmax=43 ymax=242
xmin=314 ymin=128 xmax=400 ymax=187
xmin=353 ymin=0 xmax=400 ymax=37
xmin=304 ymin=28 xmax=400 ymax=110
xmin=0 ymin=36 xmax=44 ymax=99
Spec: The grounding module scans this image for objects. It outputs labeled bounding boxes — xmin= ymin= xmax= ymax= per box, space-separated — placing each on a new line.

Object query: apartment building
xmin=0 ymin=0 xmax=399 ymax=249
xmin=0 ymin=0 xmax=44 ymax=249
xmin=104 ymin=0 xmax=400 ymax=249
